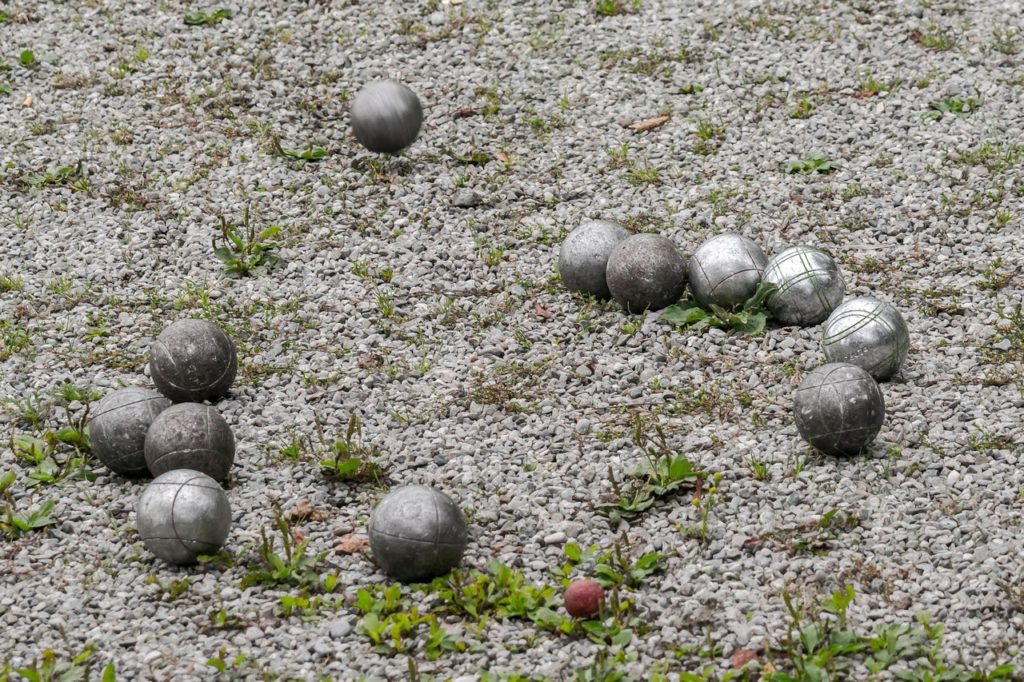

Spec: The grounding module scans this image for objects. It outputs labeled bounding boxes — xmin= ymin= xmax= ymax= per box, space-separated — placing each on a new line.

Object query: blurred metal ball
xmin=350 ymin=80 xmax=423 ymax=154
xmin=762 ymin=245 xmax=845 ymax=326
xmin=605 ymin=234 xmax=688 ymax=313
xmin=89 ymin=388 xmax=171 ymax=477
xmin=137 ymin=469 xmax=231 ymax=565
xmin=821 ymin=296 xmax=910 ymax=381
xmin=144 ymin=403 xmax=235 ymax=481
xmin=369 ymin=485 xmax=468 ymax=582
xmin=558 ymin=220 xmax=629 ymax=299
xmin=794 ymin=363 xmax=885 ymax=457
xmin=688 ymin=232 xmax=767 ymax=309
xmin=150 ymin=319 xmax=237 ymax=403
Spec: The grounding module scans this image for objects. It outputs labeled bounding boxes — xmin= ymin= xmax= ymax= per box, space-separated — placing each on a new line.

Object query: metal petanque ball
xmin=350 ymin=80 xmax=423 ymax=154
xmin=687 ymin=232 xmax=768 ymax=309
xmin=794 ymin=363 xmax=885 ymax=457
xmin=144 ymin=403 xmax=235 ymax=481
xmin=821 ymin=295 xmax=910 ymax=381
xmin=150 ymin=319 xmax=237 ymax=403
xmin=558 ymin=220 xmax=629 ymax=299
xmin=137 ymin=469 xmax=231 ymax=565
xmin=369 ymin=485 xmax=468 ymax=582
xmin=605 ymin=233 xmax=688 ymax=313
xmin=88 ymin=387 xmax=171 ymax=477
xmin=762 ymin=245 xmax=845 ymax=326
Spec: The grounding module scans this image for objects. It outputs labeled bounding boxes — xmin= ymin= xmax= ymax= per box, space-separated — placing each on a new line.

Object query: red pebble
xmin=564 ymin=579 xmax=605 ymax=619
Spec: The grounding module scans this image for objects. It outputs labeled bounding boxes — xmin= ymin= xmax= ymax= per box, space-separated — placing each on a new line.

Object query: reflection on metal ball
xmin=368 ymin=485 xmax=468 ymax=582
xmin=144 ymin=403 xmax=235 ymax=480
xmin=150 ymin=319 xmax=237 ymax=403
xmin=822 ymin=296 xmax=910 ymax=381
xmin=794 ymin=362 xmax=885 ymax=457
xmin=89 ymin=387 xmax=171 ymax=477
xmin=605 ymin=233 xmax=688 ymax=313
xmin=687 ymin=232 xmax=767 ymax=309
xmin=559 ymin=220 xmax=629 ymax=300
xmin=350 ymin=80 xmax=423 ymax=154
xmin=762 ymin=245 xmax=845 ymax=326
xmin=137 ymin=469 xmax=231 ymax=565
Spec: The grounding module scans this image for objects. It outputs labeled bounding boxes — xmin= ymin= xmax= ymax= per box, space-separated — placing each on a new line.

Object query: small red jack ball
xmin=564 ymin=579 xmax=604 ymax=619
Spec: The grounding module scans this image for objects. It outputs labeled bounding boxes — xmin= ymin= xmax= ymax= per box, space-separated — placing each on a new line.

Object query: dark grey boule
xmin=137 ymin=469 xmax=231 ymax=565
xmin=558 ymin=220 xmax=630 ymax=299
xmin=368 ymin=485 xmax=468 ymax=583
xmin=793 ymin=363 xmax=885 ymax=457
xmin=150 ymin=319 xmax=237 ymax=403
xmin=350 ymin=80 xmax=423 ymax=154
xmin=605 ymin=233 xmax=688 ymax=313
xmin=144 ymin=402 xmax=235 ymax=480
xmin=89 ymin=387 xmax=171 ymax=477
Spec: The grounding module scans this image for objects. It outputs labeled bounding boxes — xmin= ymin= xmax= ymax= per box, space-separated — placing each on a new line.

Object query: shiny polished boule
xmin=687 ymin=232 xmax=767 ymax=309
xmin=89 ymin=387 xmax=171 ymax=477
xmin=350 ymin=80 xmax=423 ymax=154
xmin=794 ymin=362 xmax=885 ymax=456
xmin=136 ymin=469 xmax=231 ymax=565
xmin=144 ymin=403 xmax=235 ymax=480
xmin=821 ymin=295 xmax=910 ymax=381
xmin=150 ymin=319 xmax=237 ymax=403
xmin=762 ymin=245 xmax=845 ymax=326
xmin=605 ymin=233 xmax=688 ymax=313
xmin=368 ymin=485 xmax=468 ymax=582
xmin=558 ymin=220 xmax=630 ymax=300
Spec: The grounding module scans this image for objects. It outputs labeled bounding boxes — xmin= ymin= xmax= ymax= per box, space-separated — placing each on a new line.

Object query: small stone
xmin=452 ymin=190 xmax=483 ymax=208
xmin=543 ymin=531 xmax=567 ymax=545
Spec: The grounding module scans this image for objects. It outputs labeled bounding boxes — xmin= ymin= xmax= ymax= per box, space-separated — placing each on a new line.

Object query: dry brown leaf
xmin=335 ymin=533 xmax=370 ymax=554
xmin=287 ymin=499 xmax=330 ymax=523
xmin=452 ymin=106 xmax=476 ymax=118
xmin=21 ymin=94 xmax=33 ymax=108
xmin=731 ymin=648 xmax=758 ymax=668
xmin=628 ymin=114 xmax=670 ymax=133
xmin=534 ymin=303 xmax=554 ymax=319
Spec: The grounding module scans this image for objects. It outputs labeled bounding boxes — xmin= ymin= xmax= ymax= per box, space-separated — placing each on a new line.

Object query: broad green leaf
xmin=661 ymin=304 xmax=710 ymax=326
xmin=564 ymin=543 xmax=581 ymax=563
xmin=611 ymin=628 xmax=632 ymax=646
xmin=101 ymin=663 xmax=117 ymax=682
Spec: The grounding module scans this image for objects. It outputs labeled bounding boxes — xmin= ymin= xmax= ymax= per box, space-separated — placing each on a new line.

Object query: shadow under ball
xmin=605 ymin=233 xmax=688 ymax=313
xmin=350 ymin=80 xmax=423 ymax=154
xmin=762 ymin=245 xmax=845 ymax=327
xmin=558 ymin=220 xmax=629 ymax=299
xmin=144 ymin=402 xmax=235 ymax=481
xmin=794 ymin=362 xmax=885 ymax=457
xmin=137 ymin=469 xmax=231 ymax=565
xmin=368 ymin=485 xmax=468 ymax=583
xmin=150 ymin=319 xmax=237 ymax=403
xmin=821 ymin=295 xmax=910 ymax=381
xmin=688 ymin=232 xmax=768 ymax=309
xmin=89 ymin=387 xmax=171 ymax=477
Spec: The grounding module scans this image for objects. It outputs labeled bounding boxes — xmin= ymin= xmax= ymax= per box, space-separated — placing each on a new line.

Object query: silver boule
xmin=762 ymin=245 xmax=845 ymax=326
xmin=350 ymin=80 xmax=423 ymax=154
xmin=687 ymin=232 xmax=767 ymax=309
xmin=368 ymin=485 xmax=468 ymax=582
xmin=605 ymin=233 xmax=688 ymax=313
xmin=794 ymin=363 xmax=885 ymax=457
xmin=137 ymin=469 xmax=231 ymax=565
xmin=150 ymin=319 xmax=237 ymax=403
xmin=144 ymin=403 xmax=235 ymax=481
xmin=89 ymin=387 xmax=171 ymax=477
xmin=559 ymin=220 xmax=630 ymax=299
xmin=821 ymin=295 xmax=910 ymax=381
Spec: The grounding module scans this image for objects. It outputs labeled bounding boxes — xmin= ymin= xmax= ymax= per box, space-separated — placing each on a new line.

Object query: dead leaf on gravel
xmin=534 ymin=303 xmax=554 ymax=319
xmin=731 ymin=648 xmax=758 ymax=667
xmin=335 ymin=533 xmax=370 ymax=554
xmin=453 ymin=106 xmax=476 ymax=118
xmin=287 ymin=499 xmax=330 ymax=523
xmin=628 ymin=114 xmax=670 ymax=133
xmin=22 ymin=94 xmax=33 ymax=108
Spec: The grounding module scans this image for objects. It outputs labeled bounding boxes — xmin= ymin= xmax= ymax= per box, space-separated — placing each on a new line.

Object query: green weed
xmin=212 ymin=205 xmax=284 ymax=277
xmin=787 ymin=154 xmax=840 ymax=174
xmin=184 ymin=9 xmax=232 ymax=25
xmin=662 ymin=281 xmax=778 ymax=335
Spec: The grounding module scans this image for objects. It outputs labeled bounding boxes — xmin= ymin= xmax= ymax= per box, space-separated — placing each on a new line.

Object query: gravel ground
xmin=2 ymin=0 xmax=1024 ymax=679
